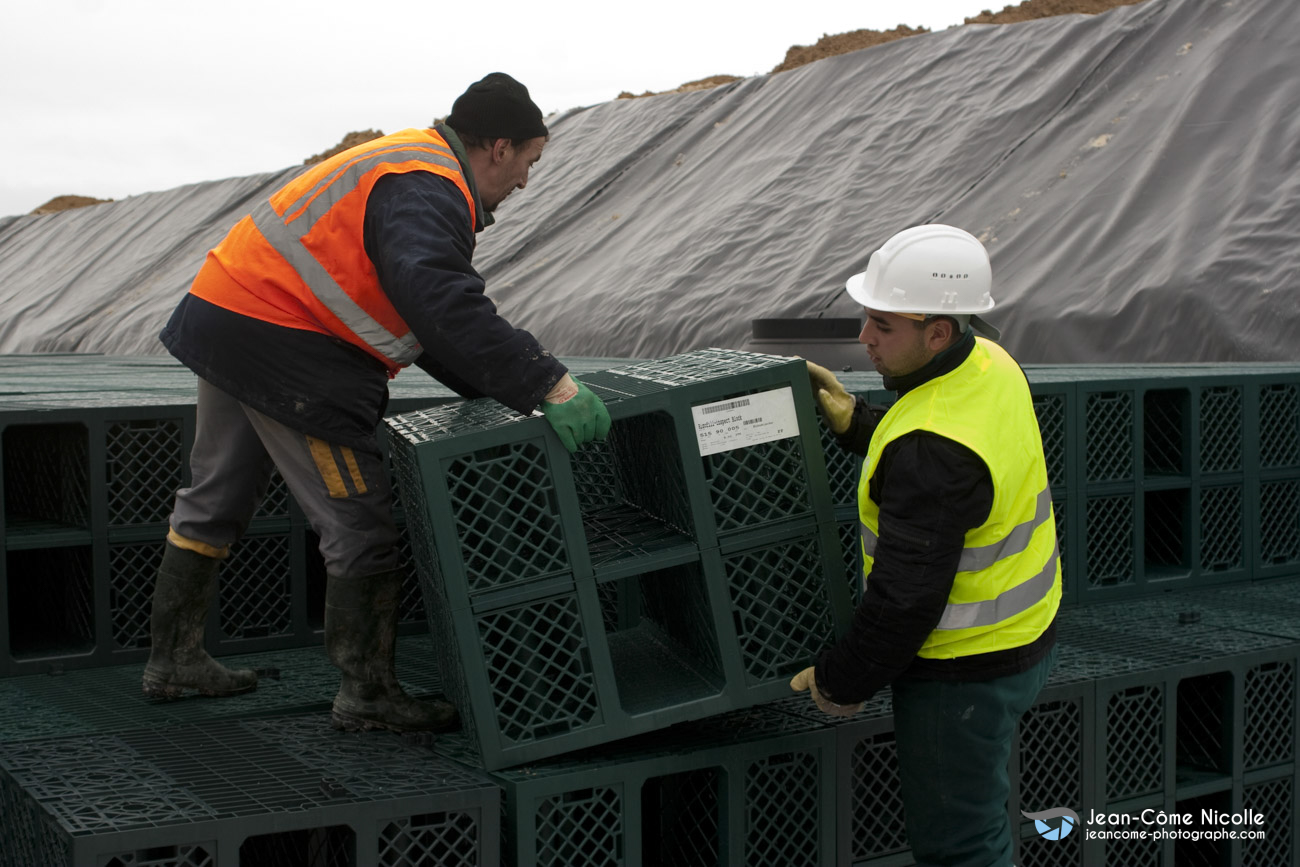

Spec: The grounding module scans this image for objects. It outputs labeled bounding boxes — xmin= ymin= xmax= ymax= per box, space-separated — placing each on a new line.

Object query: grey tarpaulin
xmin=0 ymin=0 xmax=1296 ymax=362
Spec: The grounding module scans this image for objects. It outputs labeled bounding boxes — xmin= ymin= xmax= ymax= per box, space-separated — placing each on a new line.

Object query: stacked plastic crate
xmin=385 ymin=348 xmax=856 ymax=771
xmin=0 ymin=354 xmax=502 ymax=867
xmin=0 ymin=355 xmax=463 ymax=678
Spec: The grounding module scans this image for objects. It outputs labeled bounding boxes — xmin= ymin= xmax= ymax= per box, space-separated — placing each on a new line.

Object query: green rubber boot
xmin=142 ymin=543 xmax=258 ymax=698
xmin=325 ymin=569 xmax=459 ymax=733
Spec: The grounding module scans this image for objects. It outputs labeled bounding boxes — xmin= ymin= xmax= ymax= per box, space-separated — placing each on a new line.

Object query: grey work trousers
xmin=169 ymin=378 xmax=401 ymax=578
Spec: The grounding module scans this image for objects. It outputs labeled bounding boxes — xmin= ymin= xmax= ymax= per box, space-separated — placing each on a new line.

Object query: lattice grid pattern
xmin=645 ymin=767 xmax=720 ymax=867
xmin=394 ymin=533 xmax=425 ymax=626
xmin=1086 ymin=391 xmax=1134 ymax=483
xmin=1034 ymin=393 xmax=1068 ymax=492
xmin=724 ymin=537 xmax=837 ymax=681
xmin=851 ymin=730 xmax=909 ymax=860
xmin=100 ymin=843 xmax=215 ymax=866
xmin=1241 ymin=775 xmax=1295 ymax=867
xmin=0 ymin=736 xmax=219 ymax=832
xmin=476 ymin=595 xmax=600 ymax=745
xmin=446 ymin=441 xmax=569 ymax=592
xmin=1200 ymin=386 xmax=1243 ymax=473
xmin=839 ymin=521 xmax=863 ymax=606
xmin=1053 ymin=501 xmax=1068 ymax=595
xmin=1086 ymin=495 xmax=1135 ymax=587
xmin=638 ymin=565 xmax=725 ymax=678
xmin=705 ymin=434 xmax=812 ymax=533
xmin=1176 ymin=673 xmax=1230 ymax=776
xmin=1106 ymin=684 xmax=1164 ymax=800
xmin=607 ymin=348 xmax=790 ymax=387
xmin=217 ymin=534 xmax=293 ymax=640
xmin=820 ymin=419 xmax=861 ymax=508
xmin=1019 ymin=699 xmax=1083 ymax=819
xmin=109 ymin=542 xmax=163 ymax=650
xmin=1103 ymin=827 xmax=1164 ymax=867
xmin=744 ymin=751 xmax=822 ymax=867
xmin=378 ymin=812 xmax=481 ymax=866
xmin=1259 ymin=383 xmax=1299 ymax=469
xmin=7 ymin=545 xmax=95 ymax=656
xmin=2 ymin=423 xmax=89 ymax=528
xmin=254 ymin=469 xmax=291 ymax=518
xmin=1019 ymin=825 xmax=1083 ymax=867
xmin=1144 ymin=489 xmax=1187 ymax=571
xmin=1259 ymin=480 xmax=1300 ymax=566
xmin=105 ymin=419 xmax=184 ymax=525
xmin=239 ymin=827 xmax=352 ymax=867
xmin=1199 ymin=485 xmax=1243 ymax=572
xmin=533 ymin=785 xmax=622 ymax=867
xmin=1143 ymin=389 xmax=1186 ymax=475
xmin=1243 ymin=659 xmax=1296 ymax=770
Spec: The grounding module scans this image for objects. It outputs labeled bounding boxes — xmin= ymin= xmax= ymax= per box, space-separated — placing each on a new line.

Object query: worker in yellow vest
xmin=792 ymin=224 xmax=1059 ymax=866
xmin=144 ymin=73 xmax=610 ymax=732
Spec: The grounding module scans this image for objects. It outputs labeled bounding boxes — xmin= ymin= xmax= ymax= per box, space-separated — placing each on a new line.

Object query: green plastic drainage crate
xmin=0 ymin=713 xmax=499 ymax=867
xmin=386 ymin=349 xmax=854 ymax=769
xmin=432 ymin=702 xmax=836 ymax=867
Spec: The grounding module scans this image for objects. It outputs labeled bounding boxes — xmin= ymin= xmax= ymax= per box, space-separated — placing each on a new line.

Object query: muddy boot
xmin=326 ymin=569 xmax=459 ymax=733
xmin=142 ymin=543 xmax=258 ymax=698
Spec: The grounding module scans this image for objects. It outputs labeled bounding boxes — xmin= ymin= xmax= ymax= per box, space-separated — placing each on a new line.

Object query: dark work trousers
xmin=169 ymin=378 xmax=401 ymax=578
xmin=892 ymin=645 xmax=1057 ymax=867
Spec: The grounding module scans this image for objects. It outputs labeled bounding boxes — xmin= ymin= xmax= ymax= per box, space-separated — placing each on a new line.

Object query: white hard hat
xmin=846 ymin=224 xmax=995 ymax=316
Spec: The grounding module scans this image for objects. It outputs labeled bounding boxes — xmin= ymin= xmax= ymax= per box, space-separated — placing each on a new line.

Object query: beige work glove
xmin=806 ymin=361 xmax=854 ymax=435
xmin=790 ymin=666 xmax=864 ymax=718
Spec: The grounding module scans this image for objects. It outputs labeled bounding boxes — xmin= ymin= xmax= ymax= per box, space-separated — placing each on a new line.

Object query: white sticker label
xmin=691 ymin=387 xmax=800 ymax=456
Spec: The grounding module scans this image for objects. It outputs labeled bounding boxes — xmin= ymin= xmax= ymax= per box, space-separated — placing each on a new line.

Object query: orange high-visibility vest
xmin=189 ymin=128 xmax=476 ymax=375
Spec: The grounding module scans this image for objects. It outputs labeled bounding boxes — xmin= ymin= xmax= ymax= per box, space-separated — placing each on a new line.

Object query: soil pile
xmin=965 ymin=0 xmax=1147 ymax=24
xmin=301 ymin=129 xmax=386 ymax=166
xmin=28 ymin=194 xmax=114 ymax=216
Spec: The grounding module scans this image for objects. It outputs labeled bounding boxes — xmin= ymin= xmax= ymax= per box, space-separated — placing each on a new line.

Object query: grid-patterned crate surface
xmin=386 ymin=349 xmax=833 ymax=597
xmin=767 ymin=693 xmax=909 ymax=867
xmin=0 ymin=713 xmax=498 ymax=867
xmin=418 ymin=519 xmax=851 ymax=771
xmin=0 ymin=635 xmax=441 ymax=745
xmin=435 ymin=702 xmax=836 ymax=867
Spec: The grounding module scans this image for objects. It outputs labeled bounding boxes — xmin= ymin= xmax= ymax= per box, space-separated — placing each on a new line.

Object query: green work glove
xmin=542 ymin=375 xmax=612 ymax=453
xmin=806 ymin=361 xmax=855 ymax=435
xmin=790 ymin=666 xmax=864 ymax=718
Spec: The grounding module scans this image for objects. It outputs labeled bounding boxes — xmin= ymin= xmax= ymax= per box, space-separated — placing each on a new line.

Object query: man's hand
xmin=790 ymin=666 xmax=863 ymax=718
xmin=806 ymin=361 xmax=854 ymax=435
xmin=542 ymin=374 xmax=612 ymax=452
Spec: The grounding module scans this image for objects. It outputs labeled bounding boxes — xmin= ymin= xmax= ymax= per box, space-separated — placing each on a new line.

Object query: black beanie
xmin=446 ymin=72 xmax=548 ymax=140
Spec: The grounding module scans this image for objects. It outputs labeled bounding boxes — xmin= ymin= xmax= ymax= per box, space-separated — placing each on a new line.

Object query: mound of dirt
xmin=302 ymin=129 xmax=386 ymax=165
xmin=29 ymin=195 xmax=114 ymax=216
xmin=771 ymin=25 xmax=930 ymax=74
xmin=618 ymin=75 xmax=743 ymax=100
xmin=965 ymin=0 xmax=1147 ymax=24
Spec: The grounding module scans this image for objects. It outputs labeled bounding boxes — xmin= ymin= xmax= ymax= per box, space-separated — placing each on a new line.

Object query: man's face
xmin=858 ymin=308 xmax=938 ymax=378
xmin=480 ymin=136 xmax=546 ymax=212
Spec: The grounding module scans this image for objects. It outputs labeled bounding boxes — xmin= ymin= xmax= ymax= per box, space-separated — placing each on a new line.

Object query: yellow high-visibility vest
xmin=858 ymin=337 xmax=1061 ymax=658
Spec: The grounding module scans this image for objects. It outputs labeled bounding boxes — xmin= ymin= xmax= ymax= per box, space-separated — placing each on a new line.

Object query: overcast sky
xmin=2 ymin=0 xmax=983 ymax=218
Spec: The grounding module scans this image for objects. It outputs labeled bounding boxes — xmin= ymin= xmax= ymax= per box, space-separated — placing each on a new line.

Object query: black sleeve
xmin=364 ymin=172 xmax=567 ymax=413
xmin=814 ymin=431 xmax=994 ymax=704
xmin=835 ymin=397 xmax=890 ymax=456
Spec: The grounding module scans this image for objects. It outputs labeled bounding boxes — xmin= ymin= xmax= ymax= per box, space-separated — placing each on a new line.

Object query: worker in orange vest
xmin=144 ymin=73 xmax=609 ymax=732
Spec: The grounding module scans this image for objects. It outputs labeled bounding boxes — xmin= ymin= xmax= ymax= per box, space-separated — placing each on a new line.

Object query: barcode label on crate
xmin=692 ymin=387 xmax=799 ymax=456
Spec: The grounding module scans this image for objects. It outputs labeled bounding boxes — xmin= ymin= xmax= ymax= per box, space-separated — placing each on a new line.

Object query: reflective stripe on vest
xmin=859 ymin=485 xmax=1055 ymax=629
xmin=249 ymin=141 xmax=465 ymax=367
